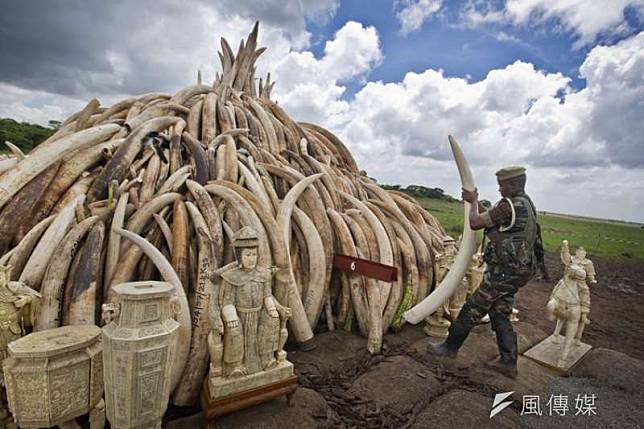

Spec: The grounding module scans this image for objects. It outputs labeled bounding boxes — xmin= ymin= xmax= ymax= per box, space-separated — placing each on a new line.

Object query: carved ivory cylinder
xmin=3 ymin=325 xmax=103 ymax=428
xmin=102 ymin=281 xmax=179 ymax=429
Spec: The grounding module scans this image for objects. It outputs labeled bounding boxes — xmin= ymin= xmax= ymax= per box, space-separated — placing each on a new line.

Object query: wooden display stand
xmin=201 ymin=375 xmax=298 ymax=428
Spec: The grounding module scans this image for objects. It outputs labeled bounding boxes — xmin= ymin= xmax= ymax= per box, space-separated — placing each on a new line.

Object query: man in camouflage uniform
xmin=428 ymin=166 xmax=544 ymax=378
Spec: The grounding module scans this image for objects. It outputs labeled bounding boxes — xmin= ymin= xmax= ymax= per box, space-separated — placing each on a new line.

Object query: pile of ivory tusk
xmin=0 ymin=23 xmax=451 ymax=406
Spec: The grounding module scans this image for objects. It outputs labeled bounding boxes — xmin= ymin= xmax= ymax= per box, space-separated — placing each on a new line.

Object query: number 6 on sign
xmin=333 ymin=254 xmax=397 ymax=283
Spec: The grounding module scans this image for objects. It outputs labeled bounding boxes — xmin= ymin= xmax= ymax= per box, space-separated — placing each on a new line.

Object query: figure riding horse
xmin=546 ymin=240 xmax=590 ymax=366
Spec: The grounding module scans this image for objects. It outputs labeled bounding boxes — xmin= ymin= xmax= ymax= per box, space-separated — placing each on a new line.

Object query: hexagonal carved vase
xmin=102 ymin=281 xmax=179 ymax=429
xmin=2 ymin=325 xmax=103 ymax=428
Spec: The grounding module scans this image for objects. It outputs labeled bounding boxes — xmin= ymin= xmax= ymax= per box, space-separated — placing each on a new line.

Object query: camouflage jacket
xmin=483 ymin=192 xmax=539 ymax=276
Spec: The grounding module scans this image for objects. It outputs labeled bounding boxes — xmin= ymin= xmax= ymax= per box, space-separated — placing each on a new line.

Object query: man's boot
xmin=485 ymin=330 xmax=518 ymax=378
xmin=427 ymin=320 xmax=472 ymax=358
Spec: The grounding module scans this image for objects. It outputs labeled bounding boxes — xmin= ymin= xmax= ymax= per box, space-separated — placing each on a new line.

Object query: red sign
xmin=333 ymin=254 xmax=397 ymax=283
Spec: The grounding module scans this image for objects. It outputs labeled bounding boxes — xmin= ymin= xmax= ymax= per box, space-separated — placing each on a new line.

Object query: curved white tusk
xmin=276 ymin=173 xmax=324 ymax=255
xmin=19 ymin=195 xmax=84 ymax=290
xmin=4 ymin=141 xmax=26 ymax=161
xmin=403 ymin=135 xmax=478 ymax=324
xmin=292 ymin=207 xmax=326 ymax=328
xmin=104 ymin=192 xmax=129 ymax=288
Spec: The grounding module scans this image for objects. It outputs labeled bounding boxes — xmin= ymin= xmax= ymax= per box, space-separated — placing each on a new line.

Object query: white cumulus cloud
xmin=0 ymin=83 xmax=85 ymax=126
xmin=396 ymin=0 xmax=443 ymax=34
xmin=337 ymin=60 xmax=573 ymax=165
xmin=321 ymin=31 xmax=644 ymax=221
xmin=461 ymin=0 xmax=644 ymax=48
xmin=270 ymin=21 xmax=383 ymax=125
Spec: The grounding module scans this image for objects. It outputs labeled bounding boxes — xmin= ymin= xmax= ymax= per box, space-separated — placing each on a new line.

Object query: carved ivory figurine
xmin=466 ymin=251 xmax=486 ymax=297
xmin=446 ymin=236 xmax=470 ymax=318
xmin=546 ymin=240 xmax=596 ymax=366
xmin=0 ymin=264 xmax=40 ymax=423
xmin=568 ymin=242 xmax=596 ymax=319
xmin=425 ymin=236 xmax=468 ymax=337
xmin=208 ymin=227 xmax=291 ymax=379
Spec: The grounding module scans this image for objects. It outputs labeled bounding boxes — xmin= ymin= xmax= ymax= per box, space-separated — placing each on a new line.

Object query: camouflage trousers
xmin=455 ymin=266 xmax=531 ymax=333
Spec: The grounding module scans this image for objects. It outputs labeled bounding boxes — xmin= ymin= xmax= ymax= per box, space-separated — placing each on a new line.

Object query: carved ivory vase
xmin=102 ymin=281 xmax=179 ymax=429
xmin=2 ymin=325 xmax=103 ymax=428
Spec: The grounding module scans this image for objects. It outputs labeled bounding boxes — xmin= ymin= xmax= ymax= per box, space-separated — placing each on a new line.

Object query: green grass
xmin=415 ymin=197 xmax=644 ymax=260
xmin=415 ymin=197 xmax=465 ymax=238
xmin=0 ymin=118 xmax=55 ymax=153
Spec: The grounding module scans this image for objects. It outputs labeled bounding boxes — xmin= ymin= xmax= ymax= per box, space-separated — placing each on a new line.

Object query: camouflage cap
xmin=232 ymin=226 xmax=259 ymax=248
xmin=495 ymin=166 xmax=526 ymax=182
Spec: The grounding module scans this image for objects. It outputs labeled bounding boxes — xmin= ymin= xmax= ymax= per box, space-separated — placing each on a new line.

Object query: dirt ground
xmin=517 ymin=251 xmax=644 ymax=360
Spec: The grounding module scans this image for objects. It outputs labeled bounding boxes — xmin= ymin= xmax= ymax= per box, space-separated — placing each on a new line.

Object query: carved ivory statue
xmin=208 ymin=227 xmax=291 ymax=379
xmin=546 ymin=240 xmax=596 ymax=366
xmin=446 ymin=237 xmax=470 ymax=318
xmin=568 ymin=242 xmax=596 ymax=318
xmin=425 ymin=236 xmax=468 ymax=337
xmin=466 ymin=251 xmax=486 ymax=297
xmin=203 ymin=227 xmax=297 ymax=423
xmin=0 ymin=264 xmax=40 ymax=423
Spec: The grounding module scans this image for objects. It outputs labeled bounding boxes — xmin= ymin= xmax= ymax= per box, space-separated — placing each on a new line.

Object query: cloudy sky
xmin=1 ymin=0 xmax=643 ymax=221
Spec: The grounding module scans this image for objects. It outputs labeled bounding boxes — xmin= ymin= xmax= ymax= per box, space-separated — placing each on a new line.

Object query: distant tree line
xmin=380 ymin=183 xmax=458 ymax=201
xmin=0 ymin=118 xmax=56 ymax=153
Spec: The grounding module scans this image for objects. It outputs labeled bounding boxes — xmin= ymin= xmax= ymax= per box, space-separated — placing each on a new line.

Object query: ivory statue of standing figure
xmin=0 ymin=264 xmax=40 ymax=423
xmin=567 ymin=241 xmax=596 ymax=328
xmin=446 ymin=236 xmax=471 ymax=318
xmin=424 ymin=236 xmax=464 ymax=338
xmin=208 ymin=227 xmax=291 ymax=379
xmin=546 ymin=240 xmax=595 ymax=366
xmin=466 ymin=252 xmax=486 ymax=297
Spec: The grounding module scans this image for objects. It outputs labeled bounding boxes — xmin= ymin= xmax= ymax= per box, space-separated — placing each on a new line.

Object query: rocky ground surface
xmin=165 ymin=252 xmax=644 ymax=428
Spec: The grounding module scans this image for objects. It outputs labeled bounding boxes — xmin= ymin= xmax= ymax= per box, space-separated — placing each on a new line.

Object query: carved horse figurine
xmin=545 ymin=241 xmax=589 ymax=366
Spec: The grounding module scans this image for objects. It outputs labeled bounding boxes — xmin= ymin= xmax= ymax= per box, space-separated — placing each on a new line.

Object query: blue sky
xmin=0 ymin=0 xmax=642 ymax=221
xmin=308 ymin=0 xmax=641 ymax=96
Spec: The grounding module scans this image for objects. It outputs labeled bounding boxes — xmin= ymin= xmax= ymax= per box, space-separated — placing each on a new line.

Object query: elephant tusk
xmin=36 ymin=216 xmax=99 ymax=331
xmin=4 ymin=141 xmax=26 ymax=161
xmin=403 ymin=135 xmax=477 ymax=324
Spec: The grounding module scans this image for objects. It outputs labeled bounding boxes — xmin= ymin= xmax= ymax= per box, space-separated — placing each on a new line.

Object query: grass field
xmin=416 ymin=197 xmax=644 ymax=260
